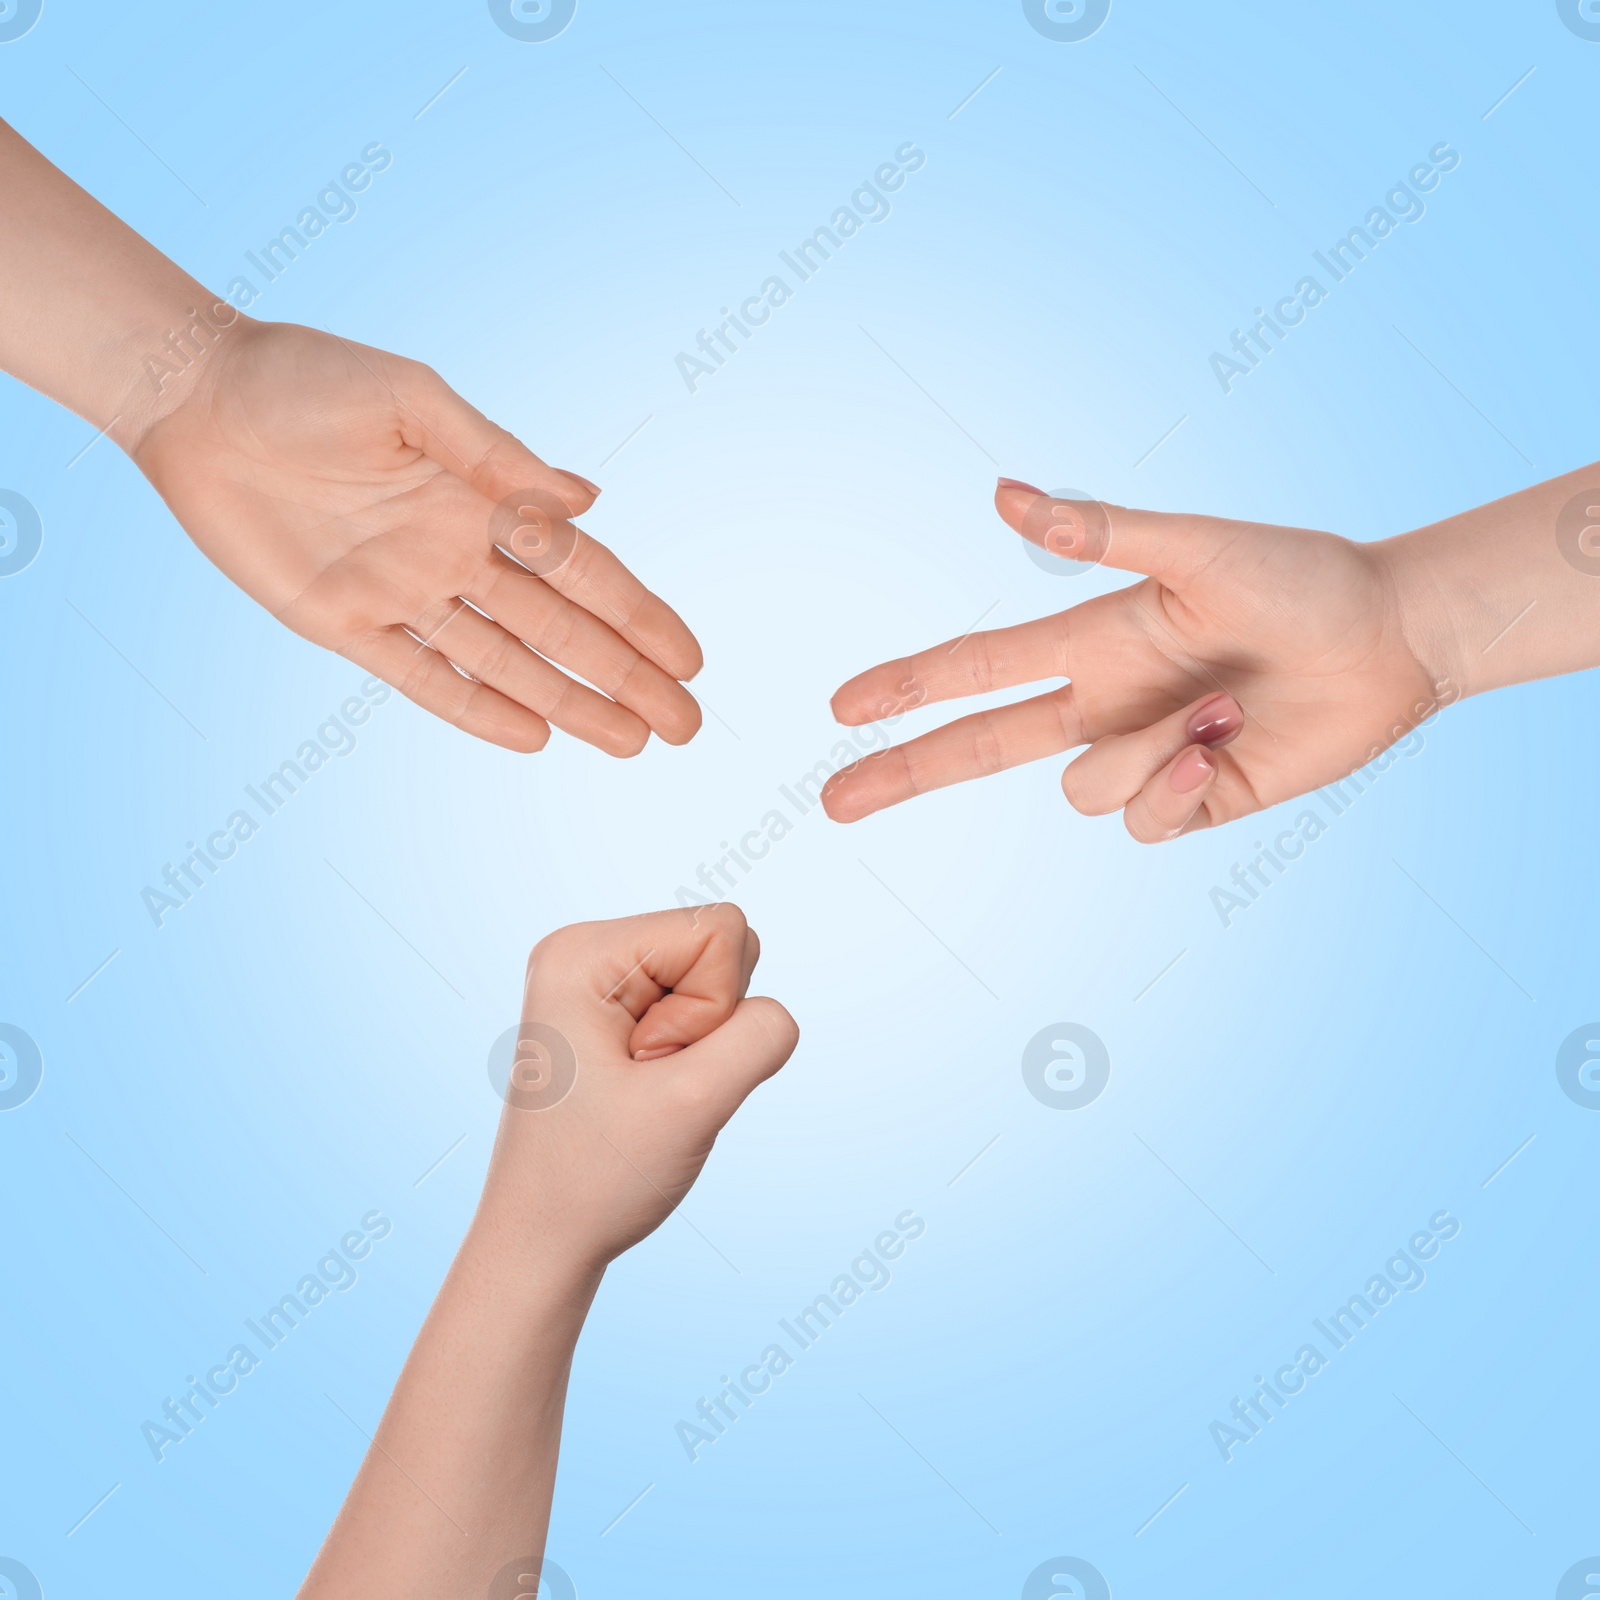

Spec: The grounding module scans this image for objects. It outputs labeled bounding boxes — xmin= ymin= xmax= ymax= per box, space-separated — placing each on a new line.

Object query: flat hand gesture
xmin=134 ymin=320 xmax=703 ymax=754
xmin=823 ymin=481 xmax=1449 ymax=841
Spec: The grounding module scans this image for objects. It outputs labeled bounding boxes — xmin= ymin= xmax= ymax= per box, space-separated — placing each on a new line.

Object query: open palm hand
xmin=134 ymin=319 xmax=703 ymax=754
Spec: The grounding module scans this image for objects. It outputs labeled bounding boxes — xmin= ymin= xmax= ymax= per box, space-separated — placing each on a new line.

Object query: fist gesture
xmin=480 ymin=905 xmax=799 ymax=1272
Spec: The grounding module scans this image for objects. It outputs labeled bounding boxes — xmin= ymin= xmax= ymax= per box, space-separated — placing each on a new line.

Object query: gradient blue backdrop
xmin=2 ymin=2 xmax=1598 ymax=1596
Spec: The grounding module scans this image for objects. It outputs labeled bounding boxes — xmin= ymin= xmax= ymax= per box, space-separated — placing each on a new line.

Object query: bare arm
xmin=823 ymin=466 xmax=1600 ymax=839
xmin=298 ymin=906 xmax=798 ymax=1598
xmin=1381 ymin=461 xmax=1600 ymax=698
xmin=0 ymin=117 xmax=704 ymax=753
xmin=299 ymin=1239 xmax=596 ymax=1597
xmin=0 ymin=116 xmax=214 ymax=443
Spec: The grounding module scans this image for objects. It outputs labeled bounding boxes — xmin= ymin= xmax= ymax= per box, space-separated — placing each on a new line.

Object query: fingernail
xmin=633 ymin=1045 xmax=680 ymax=1061
xmin=562 ymin=470 xmax=601 ymax=496
xmin=1170 ymin=746 xmax=1214 ymax=793
xmin=1186 ymin=693 xmax=1243 ymax=749
xmin=997 ymin=477 xmax=1046 ymax=495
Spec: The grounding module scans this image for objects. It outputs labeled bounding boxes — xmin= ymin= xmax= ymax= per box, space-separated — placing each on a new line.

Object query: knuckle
xmin=899 ymin=743 xmax=934 ymax=799
xmin=445 ymin=541 xmax=486 ymax=592
xmin=395 ymin=647 xmax=441 ymax=702
xmin=531 ymin=919 xmax=596 ymax=972
xmin=404 ymin=359 xmax=447 ymax=402
xmin=701 ymin=901 xmax=748 ymax=938
xmin=524 ymin=931 xmax=563 ymax=979
xmin=1123 ymin=810 xmax=1161 ymax=845
xmin=543 ymin=672 xmax=577 ymax=722
xmin=491 ymin=633 xmax=530 ymax=683
xmin=538 ymin=606 xmax=578 ymax=662
xmin=409 ymin=601 xmax=451 ymax=638
xmin=565 ymin=536 xmax=599 ymax=586
xmin=964 ymin=631 xmax=995 ymax=691
xmin=1059 ymin=763 xmax=1098 ymax=814
xmin=448 ymin=680 xmax=486 ymax=731
xmin=968 ymin=712 xmax=1005 ymax=778
xmin=1050 ymin=614 xmax=1073 ymax=671
xmin=613 ymin=652 xmax=655 ymax=702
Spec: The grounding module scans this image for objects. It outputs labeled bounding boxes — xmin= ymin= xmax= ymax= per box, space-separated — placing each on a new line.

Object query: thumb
xmin=399 ymin=360 xmax=600 ymax=518
xmin=662 ymin=997 xmax=800 ymax=1124
xmin=994 ymin=479 xmax=1222 ymax=588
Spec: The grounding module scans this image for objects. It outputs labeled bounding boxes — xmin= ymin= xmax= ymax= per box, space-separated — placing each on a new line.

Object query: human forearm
xmin=1381 ymin=460 xmax=1600 ymax=700
xmin=298 ymin=908 xmax=796 ymax=1597
xmin=0 ymin=117 xmax=231 ymax=445
xmin=1 ymin=121 xmax=705 ymax=757
xmin=297 ymin=1220 xmax=601 ymax=1600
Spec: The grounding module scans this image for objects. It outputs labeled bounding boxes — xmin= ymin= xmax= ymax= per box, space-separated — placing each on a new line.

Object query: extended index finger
xmin=822 ymin=686 xmax=1083 ymax=822
xmin=831 ymin=614 xmax=1068 ymax=726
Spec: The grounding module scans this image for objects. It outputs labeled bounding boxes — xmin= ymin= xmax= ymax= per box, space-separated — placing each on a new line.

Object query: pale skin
xmin=823 ymin=469 xmax=1600 ymax=840
xmin=0 ymin=118 xmax=702 ymax=754
xmin=297 ymin=904 xmax=799 ymax=1600
xmin=12 ymin=106 xmax=1596 ymax=817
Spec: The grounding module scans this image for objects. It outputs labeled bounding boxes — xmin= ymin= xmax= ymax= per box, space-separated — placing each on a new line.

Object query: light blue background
xmin=2 ymin=2 xmax=1598 ymax=1595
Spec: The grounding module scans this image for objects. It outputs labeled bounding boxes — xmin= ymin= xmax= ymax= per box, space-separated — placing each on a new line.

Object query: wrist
xmin=458 ymin=1200 xmax=609 ymax=1323
xmin=113 ymin=298 xmax=258 ymax=459
xmin=0 ymin=120 xmax=239 ymax=449
xmin=1377 ymin=463 xmax=1600 ymax=702
xmin=1373 ymin=523 xmax=1477 ymax=704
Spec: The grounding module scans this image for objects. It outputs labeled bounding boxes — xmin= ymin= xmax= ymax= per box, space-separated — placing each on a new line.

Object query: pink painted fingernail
xmin=1186 ymin=693 xmax=1243 ymax=748
xmin=997 ymin=476 xmax=1046 ymax=495
xmin=1170 ymin=746 xmax=1214 ymax=793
